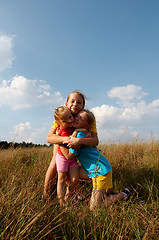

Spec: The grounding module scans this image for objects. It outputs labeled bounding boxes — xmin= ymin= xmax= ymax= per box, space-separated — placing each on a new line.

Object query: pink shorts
xmin=56 ymin=153 xmax=79 ymax=172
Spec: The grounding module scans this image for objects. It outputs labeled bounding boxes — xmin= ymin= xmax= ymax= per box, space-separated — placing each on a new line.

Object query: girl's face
xmin=66 ymin=93 xmax=84 ymax=115
xmin=73 ymin=111 xmax=88 ymax=129
xmin=59 ymin=109 xmax=74 ymax=128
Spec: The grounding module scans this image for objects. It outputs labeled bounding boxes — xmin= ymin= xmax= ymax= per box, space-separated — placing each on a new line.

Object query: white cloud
xmin=12 ymin=122 xmax=46 ymax=144
xmin=107 ymin=84 xmax=148 ymax=107
xmin=13 ymin=122 xmax=31 ymax=141
xmin=91 ymin=85 xmax=159 ymax=142
xmin=0 ymin=75 xmax=64 ymax=109
xmin=0 ymin=35 xmax=15 ymax=72
xmin=91 ymin=104 xmax=123 ymax=126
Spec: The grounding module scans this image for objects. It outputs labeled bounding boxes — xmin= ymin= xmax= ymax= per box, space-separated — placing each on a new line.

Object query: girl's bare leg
xmin=57 ymin=171 xmax=67 ymax=207
xmin=43 ymin=144 xmax=58 ymax=199
xmin=65 ymin=167 xmax=79 ymax=200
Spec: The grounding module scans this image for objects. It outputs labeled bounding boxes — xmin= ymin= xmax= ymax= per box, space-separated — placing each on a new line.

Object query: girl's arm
xmin=60 ymin=145 xmax=75 ymax=160
xmin=46 ymin=128 xmax=70 ymax=144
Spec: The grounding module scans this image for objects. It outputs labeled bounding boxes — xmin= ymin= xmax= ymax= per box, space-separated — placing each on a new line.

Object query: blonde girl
xmin=43 ymin=90 xmax=98 ymax=199
xmin=53 ymin=106 xmax=79 ymax=207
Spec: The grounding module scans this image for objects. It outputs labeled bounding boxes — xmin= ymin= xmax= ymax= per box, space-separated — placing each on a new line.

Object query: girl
xmin=53 ymin=106 xmax=79 ymax=207
xmin=60 ymin=110 xmax=132 ymax=210
xmin=44 ymin=90 xmax=98 ymax=199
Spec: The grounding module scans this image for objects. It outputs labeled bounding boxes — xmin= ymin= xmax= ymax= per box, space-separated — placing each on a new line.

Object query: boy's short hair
xmin=83 ymin=109 xmax=95 ymax=129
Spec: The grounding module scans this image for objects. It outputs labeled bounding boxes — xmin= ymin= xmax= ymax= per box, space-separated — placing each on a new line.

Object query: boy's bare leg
xmin=104 ymin=187 xmax=132 ymax=206
xmin=79 ymin=166 xmax=89 ymax=180
xmin=43 ymin=144 xmax=58 ymax=199
xmin=105 ymin=192 xmax=125 ymax=206
xmin=90 ymin=189 xmax=105 ymax=210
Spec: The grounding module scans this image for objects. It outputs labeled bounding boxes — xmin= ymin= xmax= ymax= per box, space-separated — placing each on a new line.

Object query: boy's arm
xmin=72 ymin=128 xmax=88 ymax=137
xmin=80 ymin=132 xmax=98 ymax=146
xmin=60 ymin=145 xmax=75 ymax=160
xmin=64 ymin=132 xmax=99 ymax=149
xmin=46 ymin=128 xmax=70 ymax=144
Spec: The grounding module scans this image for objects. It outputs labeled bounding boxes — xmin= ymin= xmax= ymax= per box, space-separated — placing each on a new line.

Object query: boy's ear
xmin=65 ymin=102 xmax=68 ymax=106
xmin=86 ymin=124 xmax=89 ymax=129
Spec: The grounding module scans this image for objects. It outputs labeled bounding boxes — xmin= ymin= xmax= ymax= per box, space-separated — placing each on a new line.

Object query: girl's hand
xmin=56 ymin=128 xmax=60 ymax=135
xmin=63 ymin=136 xmax=82 ymax=150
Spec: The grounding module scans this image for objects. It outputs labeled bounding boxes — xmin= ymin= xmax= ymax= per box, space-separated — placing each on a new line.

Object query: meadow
xmin=0 ymin=141 xmax=159 ymax=239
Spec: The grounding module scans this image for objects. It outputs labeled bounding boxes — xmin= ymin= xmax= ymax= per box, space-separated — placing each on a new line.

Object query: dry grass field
xmin=0 ymin=141 xmax=159 ymax=239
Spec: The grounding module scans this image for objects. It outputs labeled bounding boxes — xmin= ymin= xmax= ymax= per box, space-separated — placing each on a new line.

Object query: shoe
xmin=122 ymin=186 xmax=134 ymax=201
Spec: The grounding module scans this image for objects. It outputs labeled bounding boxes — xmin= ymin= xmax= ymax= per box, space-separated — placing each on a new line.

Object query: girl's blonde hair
xmin=82 ymin=109 xmax=95 ymax=129
xmin=66 ymin=90 xmax=86 ymax=107
xmin=54 ymin=106 xmax=69 ymax=125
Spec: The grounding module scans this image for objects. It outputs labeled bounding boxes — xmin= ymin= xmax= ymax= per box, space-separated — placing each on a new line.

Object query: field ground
xmin=0 ymin=141 xmax=159 ymax=239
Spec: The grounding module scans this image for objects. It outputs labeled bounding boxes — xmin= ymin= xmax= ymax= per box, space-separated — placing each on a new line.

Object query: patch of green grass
xmin=0 ymin=143 xmax=159 ymax=239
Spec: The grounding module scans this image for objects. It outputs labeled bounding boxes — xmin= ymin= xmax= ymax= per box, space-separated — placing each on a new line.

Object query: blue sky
xmin=0 ymin=0 xmax=159 ymax=144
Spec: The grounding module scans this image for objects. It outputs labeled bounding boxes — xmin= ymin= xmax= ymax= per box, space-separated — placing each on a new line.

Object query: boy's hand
xmin=85 ymin=131 xmax=92 ymax=138
xmin=63 ymin=136 xmax=82 ymax=150
xmin=75 ymin=128 xmax=88 ymax=134
xmin=72 ymin=128 xmax=87 ymax=137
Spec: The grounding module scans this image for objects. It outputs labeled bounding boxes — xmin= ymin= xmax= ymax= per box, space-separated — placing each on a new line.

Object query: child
xmin=60 ymin=110 xmax=132 ymax=210
xmin=43 ymin=90 xmax=98 ymax=199
xmin=53 ymin=106 xmax=79 ymax=207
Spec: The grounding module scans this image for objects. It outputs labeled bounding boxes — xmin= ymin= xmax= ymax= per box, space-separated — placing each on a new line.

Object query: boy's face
xmin=66 ymin=93 xmax=84 ymax=115
xmin=73 ymin=111 xmax=88 ymax=129
xmin=60 ymin=109 xmax=74 ymax=128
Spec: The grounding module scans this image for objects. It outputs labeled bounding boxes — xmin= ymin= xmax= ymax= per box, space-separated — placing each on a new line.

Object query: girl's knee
xmin=73 ymin=176 xmax=79 ymax=183
xmin=72 ymin=177 xmax=79 ymax=184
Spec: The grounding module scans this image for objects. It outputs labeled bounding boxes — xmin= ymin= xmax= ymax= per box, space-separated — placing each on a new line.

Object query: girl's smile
xmin=66 ymin=93 xmax=84 ymax=115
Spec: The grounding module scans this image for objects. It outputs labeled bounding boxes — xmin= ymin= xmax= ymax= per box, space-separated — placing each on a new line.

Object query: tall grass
xmin=0 ymin=142 xmax=159 ymax=239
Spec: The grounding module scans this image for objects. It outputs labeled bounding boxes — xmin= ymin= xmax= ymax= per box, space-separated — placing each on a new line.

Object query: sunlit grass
xmin=0 ymin=142 xmax=159 ymax=239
